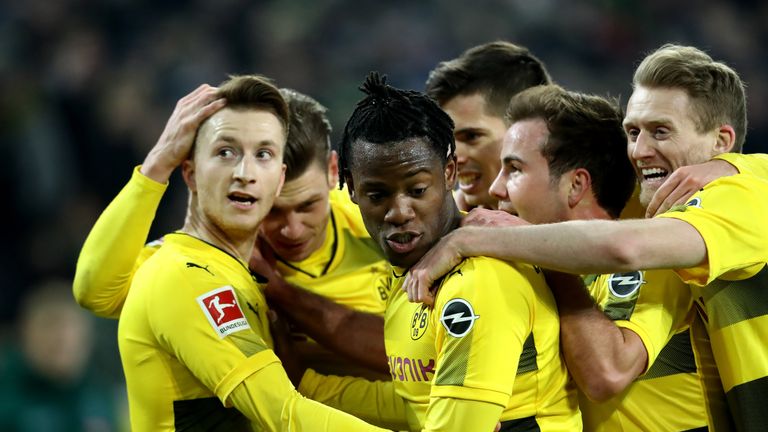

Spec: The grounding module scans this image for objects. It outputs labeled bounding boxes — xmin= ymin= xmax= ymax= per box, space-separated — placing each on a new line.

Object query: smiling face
xmin=346 ymin=138 xmax=458 ymax=268
xmin=624 ymin=86 xmax=719 ymax=207
xmin=490 ymin=118 xmax=569 ymax=224
xmin=183 ymin=107 xmax=286 ymax=239
xmin=259 ymin=161 xmax=335 ymax=261
xmin=441 ymin=93 xmax=507 ymax=210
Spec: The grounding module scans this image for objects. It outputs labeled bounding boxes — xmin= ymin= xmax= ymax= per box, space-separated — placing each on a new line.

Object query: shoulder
xmin=447 ymin=256 xmax=542 ymax=283
xmin=136 ymin=239 xmax=220 ymax=293
xmin=437 ymin=257 xmax=543 ymax=301
xmin=695 ymin=173 xmax=768 ymax=203
xmin=658 ymin=173 xmax=768 ymax=224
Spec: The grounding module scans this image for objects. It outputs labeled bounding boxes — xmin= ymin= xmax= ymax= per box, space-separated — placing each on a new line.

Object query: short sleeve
xmin=146 ymin=264 xmax=276 ymax=404
xmin=592 ymin=270 xmax=693 ymax=372
xmin=430 ymin=258 xmax=534 ymax=407
xmin=656 ymin=175 xmax=768 ymax=285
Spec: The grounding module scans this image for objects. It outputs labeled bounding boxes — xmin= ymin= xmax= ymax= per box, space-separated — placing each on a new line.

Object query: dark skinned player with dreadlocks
xmin=266 ymin=73 xmax=581 ymax=431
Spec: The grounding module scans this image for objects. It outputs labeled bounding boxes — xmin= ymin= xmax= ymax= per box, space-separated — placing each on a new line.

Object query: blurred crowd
xmin=2 ymin=0 xmax=767 ymax=429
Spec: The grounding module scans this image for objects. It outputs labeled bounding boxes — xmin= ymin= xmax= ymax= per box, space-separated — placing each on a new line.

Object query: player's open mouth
xmin=641 ymin=167 xmax=668 ymax=183
xmin=458 ymin=172 xmax=481 ymax=185
xmin=458 ymin=172 xmax=482 ymax=192
xmin=228 ymin=192 xmax=257 ymax=208
xmin=386 ymin=232 xmax=422 ymax=254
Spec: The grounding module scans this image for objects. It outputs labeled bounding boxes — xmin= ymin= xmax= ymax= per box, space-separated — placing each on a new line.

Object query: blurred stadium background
xmin=1 ymin=0 xmax=766 ymax=429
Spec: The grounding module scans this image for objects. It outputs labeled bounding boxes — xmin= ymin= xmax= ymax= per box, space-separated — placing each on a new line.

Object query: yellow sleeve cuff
xmin=216 ymin=350 xmax=281 ymax=405
xmin=133 ymin=165 xmax=170 ymax=191
xmin=614 ymin=320 xmax=657 ymax=374
xmin=429 ymin=385 xmax=508 ymax=408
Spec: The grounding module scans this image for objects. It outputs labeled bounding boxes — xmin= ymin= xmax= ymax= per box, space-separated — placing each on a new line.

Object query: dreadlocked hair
xmin=338 ymin=72 xmax=455 ymax=188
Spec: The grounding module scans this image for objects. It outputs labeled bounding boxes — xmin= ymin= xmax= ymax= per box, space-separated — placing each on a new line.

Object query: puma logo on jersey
xmin=186 ymin=262 xmax=214 ymax=276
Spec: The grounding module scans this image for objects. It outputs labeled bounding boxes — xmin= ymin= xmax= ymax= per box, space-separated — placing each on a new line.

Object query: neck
xmin=570 ymin=202 xmax=612 ymax=221
xmin=182 ymin=211 xmax=257 ymax=263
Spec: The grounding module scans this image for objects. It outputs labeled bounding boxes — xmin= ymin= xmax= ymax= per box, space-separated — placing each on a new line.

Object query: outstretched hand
xmin=645 ymin=158 xmax=737 ymax=218
xmin=141 ymin=84 xmax=226 ymax=183
xmin=403 ymin=229 xmax=468 ymax=306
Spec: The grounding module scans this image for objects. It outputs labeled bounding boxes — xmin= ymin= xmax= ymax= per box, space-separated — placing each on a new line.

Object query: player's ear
xmin=566 ymin=168 xmax=591 ymax=208
xmin=327 ymin=150 xmax=339 ymax=188
xmin=275 ymin=164 xmax=286 ymax=198
xmin=444 ymin=155 xmax=457 ymax=190
xmin=714 ymin=124 xmax=736 ymax=154
xmin=182 ymin=159 xmax=197 ymax=192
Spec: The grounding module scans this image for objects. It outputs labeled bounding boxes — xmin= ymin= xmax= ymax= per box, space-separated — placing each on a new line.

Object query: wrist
xmin=265 ymin=279 xmax=297 ymax=307
xmin=455 ymin=227 xmax=478 ymax=257
xmin=140 ymin=154 xmax=175 ymax=184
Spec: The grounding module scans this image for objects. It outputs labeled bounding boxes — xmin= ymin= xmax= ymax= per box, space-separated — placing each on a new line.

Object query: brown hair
xmin=279 ymin=88 xmax=333 ymax=182
xmin=633 ymin=44 xmax=747 ymax=152
xmin=426 ymin=41 xmax=551 ymax=118
xmin=216 ymin=74 xmax=290 ymax=134
xmin=506 ymin=85 xmax=635 ymax=219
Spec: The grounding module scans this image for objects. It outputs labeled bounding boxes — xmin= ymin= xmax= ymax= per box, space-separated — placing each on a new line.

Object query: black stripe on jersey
xmin=680 ymin=428 xmax=708 ymax=432
xmin=704 ymin=264 xmax=768 ymax=331
xmin=434 ymin=331 xmax=472 ymax=386
xmin=173 ymin=397 xmax=250 ymax=431
xmin=640 ymin=330 xmax=696 ymax=380
xmin=499 ymin=415 xmax=540 ymax=432
xmin=726 ymin=375 xmax=768 ymax=432
xmin=516 ymin=333 xmax=538 ymax=375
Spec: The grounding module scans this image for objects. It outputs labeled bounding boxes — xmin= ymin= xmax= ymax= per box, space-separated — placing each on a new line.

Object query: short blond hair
xmin=633 ymin=44 xmax=747 ymax=152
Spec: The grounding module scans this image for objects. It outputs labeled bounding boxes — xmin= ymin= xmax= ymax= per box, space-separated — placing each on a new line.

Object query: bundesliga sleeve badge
xmin=197 ymin=286 xmax=251 ymax=338
xmin=440 ymin=298 xmax=479 ymax=337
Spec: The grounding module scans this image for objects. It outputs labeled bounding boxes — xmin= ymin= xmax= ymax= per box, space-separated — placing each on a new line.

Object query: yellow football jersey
xmin=302 ymin=257 xmax=581 ymax=431
xmin=75 ymin=169 xmax=390 ymax=378
xmin=277 ymin=189 xmax=390 ymax=314
xmin=271 ymin=188 xmax=391 ymax=377
xmin=713 ymin=152 xmax=768 ymax=179
xmin=119 ymin=233 xmax=387 ymax=431
xmin=581 ymin=270 xmax=732 ymax=431
xmin=119 ymin=232 xmax=276 ymax=430
xmin=658 ymin=174 xmax=768 ymax=431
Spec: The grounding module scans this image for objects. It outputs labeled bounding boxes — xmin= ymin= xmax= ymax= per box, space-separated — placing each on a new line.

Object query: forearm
xmin=548 ymin=272 xmax=647 ymax=401
xmin=423 ymin=398 xmax=502 ymax=432
xmin=229 ymin=363 xmax=387 ymax=431
xmin=268 ymin=281 xmax=388 ymax=373
xmin=73 ymin=167 xmax=166 ymax=317
xmin=456 ymin=218 xmax=705 ymax=274
xmin=298 ymin=369 xmax=408 ymax=430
